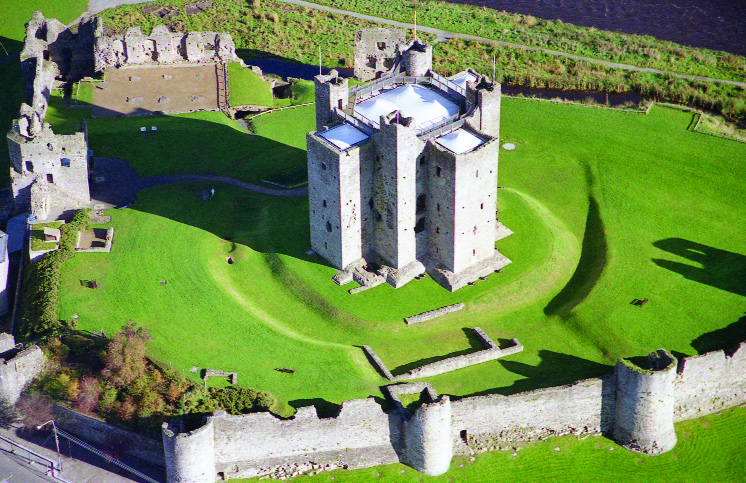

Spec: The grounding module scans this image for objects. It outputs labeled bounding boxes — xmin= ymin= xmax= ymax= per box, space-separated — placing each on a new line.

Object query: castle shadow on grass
xmin=652 ymin=238 xmax=746 ymax=298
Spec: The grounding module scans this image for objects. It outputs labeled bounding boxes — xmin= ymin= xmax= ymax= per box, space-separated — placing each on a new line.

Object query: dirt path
xmin=277 ymin=0 xmax=746 ymax=89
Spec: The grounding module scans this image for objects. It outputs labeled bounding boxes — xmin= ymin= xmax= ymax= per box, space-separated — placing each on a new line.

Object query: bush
xmin=19 ymin=209 xmax=91 ymax=340
xmin=77 ymin=376 xmax=101 ymax=413
xmin=102 ymin=323 xmax=151 ymax=388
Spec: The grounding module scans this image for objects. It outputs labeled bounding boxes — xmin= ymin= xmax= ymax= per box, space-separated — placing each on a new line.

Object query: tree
xmin=102 ymin=323 xmax=151 ymax=388
xmin=76 ymin=376 xmax=101 ymax=413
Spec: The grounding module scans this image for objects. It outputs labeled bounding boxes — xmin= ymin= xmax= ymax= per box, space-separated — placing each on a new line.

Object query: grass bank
xmin=59 ymin=100 xmax=746 ymax=405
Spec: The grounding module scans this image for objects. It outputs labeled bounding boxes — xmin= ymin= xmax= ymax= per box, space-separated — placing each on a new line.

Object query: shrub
xmin=102 ymin=323 xmax=151 ymax=388
xmin=117 ymin=396 xmax=137 ymax=422
xmin=19 ymin=209 xmax=91 ymax=340
xmin=15 ymin=393 xmax=54 ymax=428
xmin=77 ymin=376 xmax=101 ymax=413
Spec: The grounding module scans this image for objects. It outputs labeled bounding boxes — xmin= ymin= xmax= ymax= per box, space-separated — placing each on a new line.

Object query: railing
xmin=431 ymin=71 xmax=466 ymax=97
xmin=0 ymin=433 xmax=59 ymax=471
xmin=420 ymin=118 xmax=466 ymax=141
xmin=337 ymin=108 xmax=378 ymax=132
xmin=55 ymin=428 xmax=162 ymax=483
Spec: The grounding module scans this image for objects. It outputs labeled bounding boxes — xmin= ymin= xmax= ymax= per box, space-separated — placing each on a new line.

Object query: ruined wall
xmin=209 ymin=399 xmax=402 ymax=480
xmin=0 ymin=342 xmax=45 ymax=404
xmin=354 ymin=28 xmax=405 ymax=81
xmin=9 ymin=13 xmax=92 ymax=219
xmin=95 ymin=26 xmax=238 ymax=71
xmin=56 ymin=405 xmax=165 ymax=467
xmin=673 ymin=342 xmax=746 ymax=421
xmin=451 ymin=376 xmax=616 ymax=452
xmin=401 ymin=396 xmax=452 ymax=476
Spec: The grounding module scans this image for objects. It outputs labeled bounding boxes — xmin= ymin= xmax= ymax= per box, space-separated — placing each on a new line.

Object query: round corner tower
xmin=612 ymin=349 xmax=678 ymax=455
xmin=162 ymin=417 xmax=216 ymax=483
xmin=402 ymin=395 xmax=453 ymax=476
xmin=402 ymin=40 xmax=433 ymax=77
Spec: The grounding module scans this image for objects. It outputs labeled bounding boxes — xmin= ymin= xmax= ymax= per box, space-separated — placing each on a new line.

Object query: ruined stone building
xmin=93 ymin=25 xmax=238 ymax=72
xmin=6 ymin=11 xmax=242 ymax=220
xmin=6 ymin=12 xmax=93 ymax=221
xmin=308 ymin=30 xmax=511 ymax=291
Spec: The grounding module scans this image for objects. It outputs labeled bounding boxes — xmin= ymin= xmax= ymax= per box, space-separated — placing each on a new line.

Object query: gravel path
xmin=89 ymin=157 xmax=307 ymax=209
xmin=277 ymin=0 xmax=746 ymax=89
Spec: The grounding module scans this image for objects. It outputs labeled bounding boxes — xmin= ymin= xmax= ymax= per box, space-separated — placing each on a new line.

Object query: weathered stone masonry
xmin=309 ymin=32 xmax=510 ymax=292
xmin=162 ymin=343 xmax=746 ymax=482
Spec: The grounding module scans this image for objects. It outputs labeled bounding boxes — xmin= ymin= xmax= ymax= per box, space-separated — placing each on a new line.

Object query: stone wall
xmin=94 ymin=25 xmax=238 ymax=71
xmin=156 ymin=343 xmax=746 ymax=482
xmin=55 ymin=405 xmax=165 ymax=467
xmin=353 ymin=28 xmax=405 ymax=81
xmin=0 ymin=336 xmax=45 ymax=404
xmin=209 ymin=399 xmax=402 ymax=480
xmin=673 ymin=341 xmax=746 ymax=421
xmin=404 ymin=303 xmax=464 ymax=324
xmin=451 ymin=376 xmax=616 ymax=452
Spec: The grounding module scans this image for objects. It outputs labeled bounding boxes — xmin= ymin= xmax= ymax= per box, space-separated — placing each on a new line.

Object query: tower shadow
xmin=652 ymin=238 xmax=746 ymax=297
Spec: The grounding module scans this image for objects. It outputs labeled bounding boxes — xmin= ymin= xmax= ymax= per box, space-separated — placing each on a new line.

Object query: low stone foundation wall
xmin=404 ymin=303 xmax=464 ymax=324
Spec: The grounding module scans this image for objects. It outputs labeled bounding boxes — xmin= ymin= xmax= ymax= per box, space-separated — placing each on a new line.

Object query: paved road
xmin=276 ymin=0 xmax=746 ymax=89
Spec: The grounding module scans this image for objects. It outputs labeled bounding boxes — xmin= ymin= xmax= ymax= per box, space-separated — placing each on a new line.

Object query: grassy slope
xmin=233 ymin=406 xmax=746 ymax=482
xmin=0 ymin=0 xmax=86 ymax=41
xmin=228 ymin=62 xmax=274 ymax=107
xmin=80 ymin=107 xmax=314 ymax=187
xmin=60 ymin=100 xmax=746 ymax=405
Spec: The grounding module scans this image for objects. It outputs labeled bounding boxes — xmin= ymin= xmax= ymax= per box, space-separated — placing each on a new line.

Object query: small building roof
xmin=354 ymin=84 xmax=459 ymax=132
xmin=435 ymin=128 xmax=486 ymax=154
xmin=319 ymin=124 xmax=369 ymax=151
xmin=6 ymin=215 xmax=27 ymax=254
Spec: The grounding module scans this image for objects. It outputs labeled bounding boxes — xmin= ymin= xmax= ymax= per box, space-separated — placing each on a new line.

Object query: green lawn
xmin=81 ymin=107 xmax=314 ymax=187
xmin=59 ymin=100 xmax=746 ymax=407
xmin=234 ymin=406 xmax=746 ymax=483
xmin=228 ymin=62 xmax=275 ymax=107
xmin=0 ymin=0 xmax=86 ymax=41
xmin=30 ymin=221 xmax=63 ymax=251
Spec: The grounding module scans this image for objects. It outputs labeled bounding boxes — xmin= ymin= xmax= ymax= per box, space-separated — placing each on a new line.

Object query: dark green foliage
xmin=188 ymin=386 xmax=278 ymax=415
xmin=19 ymin=209 xmax=91 ymax=340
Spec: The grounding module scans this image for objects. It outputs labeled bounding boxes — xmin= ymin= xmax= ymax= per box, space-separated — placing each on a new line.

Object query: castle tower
xmin=402 ymin=39 xmax=432 ymax=77
xmin=465 ymin=75 xmax=501 ymax=139
xmin=402 ymin=396 xmax=453 ymax=476
xmin=612 ymin=349 xmax=678 ymax=455
xmin=427 ymin=131 xmax=499 ymax=279
xmin=314 ymin=70 xmax=349 ymax=132
xmin=372 ymin=113 xmax=424 ymax=269
xmin=162 ymin=418 xmax=216 ymax=483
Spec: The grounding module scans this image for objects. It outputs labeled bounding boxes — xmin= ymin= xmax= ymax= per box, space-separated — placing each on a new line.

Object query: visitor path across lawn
xmin=277 ymin=0 xmax=746 ymax=89
xmin=89 ymin=157 xmax=307 ymax=210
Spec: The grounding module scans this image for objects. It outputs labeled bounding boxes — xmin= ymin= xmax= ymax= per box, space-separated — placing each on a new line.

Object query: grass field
xmin=228 ymin=62 xmax=275 ymax=107
xmin=59 ymin=100 xmax=746 ymax=406
xmin=233 ymin=406 xmax=746 ymax=483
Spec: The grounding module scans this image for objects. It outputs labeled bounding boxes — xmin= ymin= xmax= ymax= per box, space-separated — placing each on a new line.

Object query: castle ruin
xmin=308 ymin=30 xmax=510 ymax=291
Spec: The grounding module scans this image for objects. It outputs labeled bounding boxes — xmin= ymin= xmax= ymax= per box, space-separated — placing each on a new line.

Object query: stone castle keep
xmin=308 ymin=30 xmax=510 ymax=291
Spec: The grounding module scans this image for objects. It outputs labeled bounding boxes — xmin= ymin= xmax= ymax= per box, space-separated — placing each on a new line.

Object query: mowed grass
xmin=233 ymin=406 xmax=746 ymax=483
xmin=228 ymin=62 xmax=274 ymax=107
xmin=60 ymin=100 xmax=746 ymax=407
xmin=83 ymin=107 xmax=314 ymax=187
xmin=0 ymin=0 xmax=86 ymax=41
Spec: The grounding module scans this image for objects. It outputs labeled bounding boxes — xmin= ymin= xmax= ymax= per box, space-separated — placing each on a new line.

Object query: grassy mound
xmin=59 ymin=100 xmax=746 ymax=405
